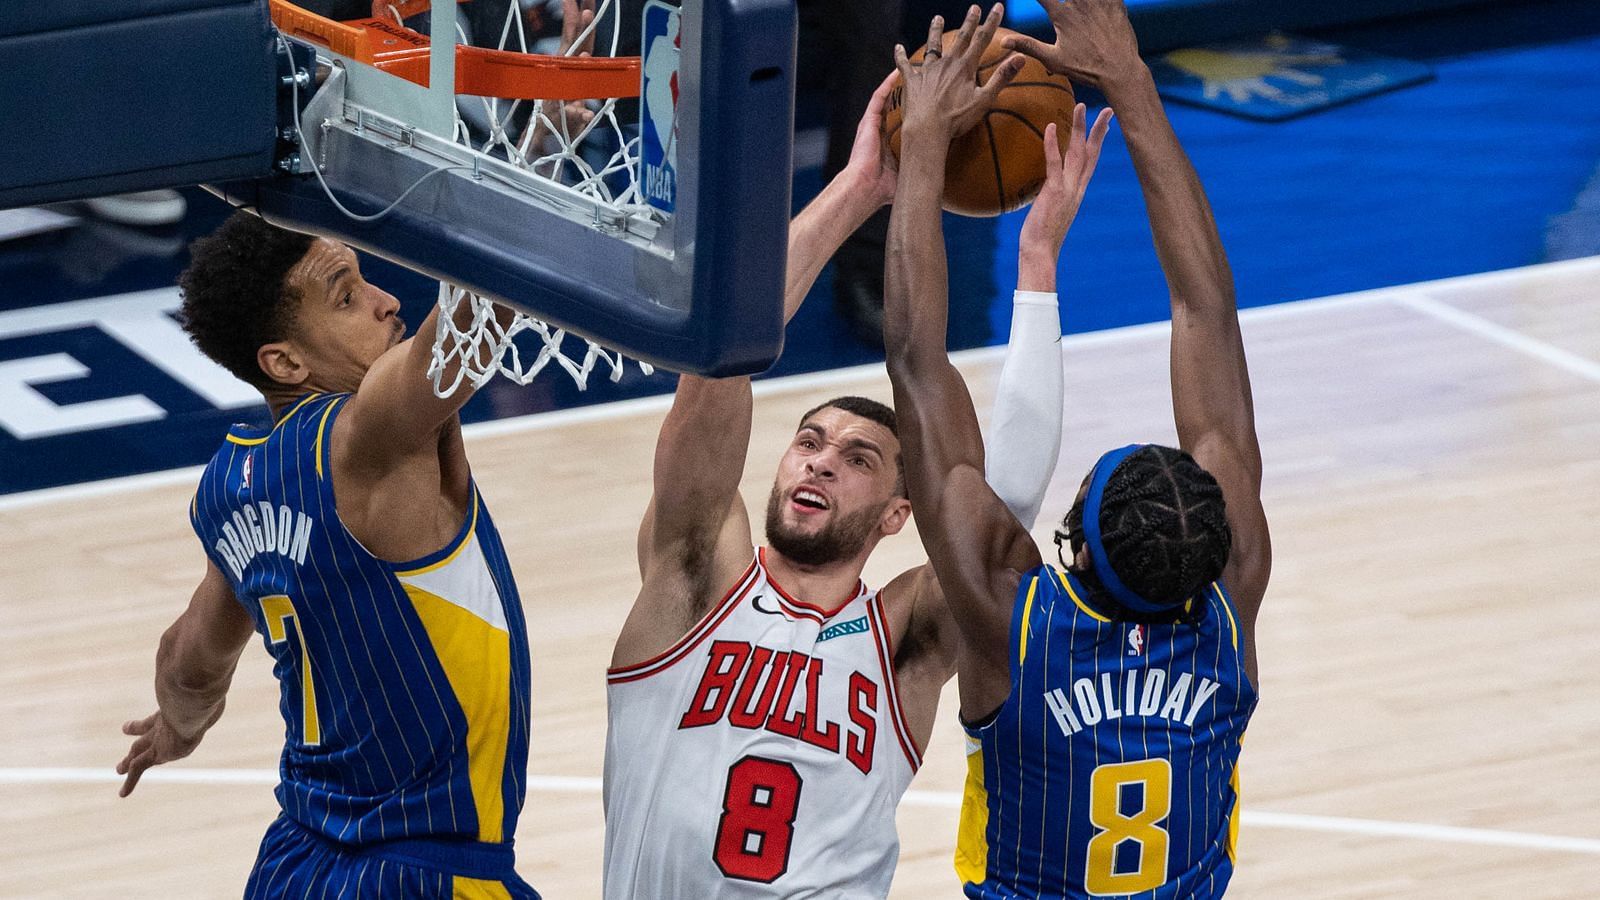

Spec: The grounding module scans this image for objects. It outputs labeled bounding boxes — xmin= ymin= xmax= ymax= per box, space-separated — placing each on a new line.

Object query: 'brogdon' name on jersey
xmin=189 ymin=392 xmax=531 ymax=851
xmin=604 ymin=549 xmax=921 ymax=899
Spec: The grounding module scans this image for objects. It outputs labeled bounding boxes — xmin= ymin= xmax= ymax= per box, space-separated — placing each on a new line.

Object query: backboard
xmin=226 ymin=0 xmax=798 ymax=377
xmin=0 ymin=0 xmax=798 ymax=378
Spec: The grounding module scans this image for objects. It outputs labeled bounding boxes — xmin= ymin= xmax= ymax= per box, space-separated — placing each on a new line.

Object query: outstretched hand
xmin=1002 ymin=0 xmax=1143 ymax=89
xmin=1018 ymin=103 xmax=1114 ymax=271
xmin=559 ymin=0 xmax=598 ymax=58
xmin=844 ymin=72 xmax=901 ymax=207
xmin=519 ymin=0 xmax=599 ymax=163
xmin=893 ymin=5 xmax=1024 ymax=149
xmin=115 ymin=707 xmax=219 ymax=797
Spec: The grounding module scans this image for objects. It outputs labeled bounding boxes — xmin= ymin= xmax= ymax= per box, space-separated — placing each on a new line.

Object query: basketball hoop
xmin=270 ymin=0 xmax=659 ymax=396
xmin=430 ymin=284 xmax=653 ymax=396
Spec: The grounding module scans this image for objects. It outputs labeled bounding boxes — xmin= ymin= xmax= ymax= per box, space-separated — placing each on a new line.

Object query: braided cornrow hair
xmin=1061 ymin=445 xmax=1232 ymax=623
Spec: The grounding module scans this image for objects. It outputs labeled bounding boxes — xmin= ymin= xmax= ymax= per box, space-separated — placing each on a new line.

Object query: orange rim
xmin=385 ymin=0 xmax=465 ymax=20
xmin=268 ymin=0 xmax=641 ymax=100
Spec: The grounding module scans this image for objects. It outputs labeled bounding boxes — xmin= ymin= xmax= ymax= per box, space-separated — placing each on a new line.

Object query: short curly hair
xmin=178 ymin=212 xmax=315 ymax=389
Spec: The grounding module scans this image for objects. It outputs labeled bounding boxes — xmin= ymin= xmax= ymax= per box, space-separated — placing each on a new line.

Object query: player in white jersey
xmin=608 ymin=550 xmax=918 ymax=896
xmin=604 ymin=39 xmax=1063 ymax=897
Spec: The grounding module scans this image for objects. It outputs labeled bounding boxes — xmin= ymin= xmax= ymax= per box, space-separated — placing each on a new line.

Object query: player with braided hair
xmin=883 ymin=2 xmax=1268 ymax=896
xmin=1059 ymin=444 xmax=1234 ymax=616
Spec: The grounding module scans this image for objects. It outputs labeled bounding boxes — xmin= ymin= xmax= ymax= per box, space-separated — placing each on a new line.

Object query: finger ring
xmin=926 ymin=49 xmax=942 ymax=59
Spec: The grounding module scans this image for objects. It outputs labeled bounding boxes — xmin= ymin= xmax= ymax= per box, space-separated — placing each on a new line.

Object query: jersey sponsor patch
xmin=818 ymin=616 xmax=868 ymax=642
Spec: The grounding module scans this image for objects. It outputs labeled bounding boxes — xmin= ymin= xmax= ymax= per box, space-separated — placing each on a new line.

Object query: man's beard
xmin=764 ymin=484 xmax=883 ymax=567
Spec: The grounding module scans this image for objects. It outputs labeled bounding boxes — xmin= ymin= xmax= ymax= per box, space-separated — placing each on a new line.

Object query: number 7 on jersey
xmin=259 ymin=594 xmax=320 ymax=746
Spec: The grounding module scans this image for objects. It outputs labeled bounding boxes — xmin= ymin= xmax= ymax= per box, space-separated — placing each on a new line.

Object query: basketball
xmin=880 ymin=26 xmax=1076 ymax=217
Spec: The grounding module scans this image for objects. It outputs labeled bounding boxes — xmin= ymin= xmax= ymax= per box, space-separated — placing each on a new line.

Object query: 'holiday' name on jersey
xmin=1043 ymin=667 xmax=1222 ymax=737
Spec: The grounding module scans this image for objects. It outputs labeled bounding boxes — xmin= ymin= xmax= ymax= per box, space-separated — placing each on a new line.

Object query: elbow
xmin=881 ymin=314 xmax=916 ymax=372
xmin=883 ymin=334 xmax=914 ymax=374
xmin=884 ymin=342 xmax=937 ymax=386
xmin=1169 ymin=287 xmax=1241 ymax=330
xmin=880 ymin=286 xmax=912 ymax=359
xmin=1168 ymin=265 xmax=1237 ymax=313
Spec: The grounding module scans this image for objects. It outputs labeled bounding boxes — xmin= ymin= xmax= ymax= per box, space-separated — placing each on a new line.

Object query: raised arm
xmin=1008 ymin=0 xmax=1270 ymax=629
xmin=347 ymin=280 xmax=515 ymax=438
xmin=616 ymin=80 xmax=901 ymax=665
xmin=986 ymin=104 xmax=1114 ymax=528
xmin=883 ymin=5 xmax=1042 ymax=717
xmin=117 ymin=558 xmax=254 ymax=797
xmin=784 ymin=71 xmax=902 ymax=320
xmin=342 ymin=0 xmax=602 ymax=461
xmin=983 ymin=287 xmax=1063 ymax=529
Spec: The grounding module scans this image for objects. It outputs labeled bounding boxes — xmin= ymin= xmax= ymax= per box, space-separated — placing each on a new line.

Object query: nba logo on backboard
xmin=1128 ymin=624 xmax=1145 ymax=657
xmin=640 ymin=0 xmax=680 ymax=215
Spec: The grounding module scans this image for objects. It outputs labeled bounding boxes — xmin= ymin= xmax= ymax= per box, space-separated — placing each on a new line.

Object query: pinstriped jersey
xmin=189 ymin=392 xmax=531 ymax=849
xmin=958 ymin=566 xmax=1256 ymax=899
xmin=604 ymin=548 xmax=921 ymax=899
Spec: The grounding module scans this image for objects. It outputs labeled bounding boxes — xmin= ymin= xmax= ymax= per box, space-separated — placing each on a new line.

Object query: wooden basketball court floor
xmin=2 ymin=257 xmax=1597 ymax=898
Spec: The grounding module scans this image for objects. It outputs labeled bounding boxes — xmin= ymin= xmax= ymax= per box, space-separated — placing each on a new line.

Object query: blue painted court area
xmin=1 ymin=0 xmax=1597 ymax=494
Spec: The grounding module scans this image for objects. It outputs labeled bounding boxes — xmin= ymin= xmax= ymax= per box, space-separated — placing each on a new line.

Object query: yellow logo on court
xmin=1163 ymin=33 xmax=1344 ymax=104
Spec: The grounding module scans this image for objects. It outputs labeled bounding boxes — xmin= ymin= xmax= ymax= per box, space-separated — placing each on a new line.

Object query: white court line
xmin=3 ymin=254 xmax=1596 ymax=515
xmin=1395 ymin=292 xmax=1600 ymax=384
xmin=1235 ymin=811 xmax=1600 ymax=856
xmin=4 ymin=767 xmax=1598 ymax=856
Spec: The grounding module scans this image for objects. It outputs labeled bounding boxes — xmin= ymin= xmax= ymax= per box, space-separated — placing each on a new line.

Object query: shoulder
xmin=278 ymin=392 xmax=353 ymax=476
xmin=1202 ymin=579 xmax=1248 ymax=654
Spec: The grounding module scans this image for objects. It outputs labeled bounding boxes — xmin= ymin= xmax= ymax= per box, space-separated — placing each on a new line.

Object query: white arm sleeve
xmin=984 ymin=289 xmax=1064 ymax=530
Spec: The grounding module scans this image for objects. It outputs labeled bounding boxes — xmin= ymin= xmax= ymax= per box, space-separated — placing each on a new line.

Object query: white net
xmin=402 ymin=0 xmax=660 ymax=397
xmin=429 ymin=284 xmax=653 ymax=397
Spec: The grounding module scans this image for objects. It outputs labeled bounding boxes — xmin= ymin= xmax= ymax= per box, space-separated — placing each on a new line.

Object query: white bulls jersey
xmin=604 ymin=549 xmax=922 ymax=899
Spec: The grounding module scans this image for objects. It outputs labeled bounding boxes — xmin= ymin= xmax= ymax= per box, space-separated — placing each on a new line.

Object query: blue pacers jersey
xmin=957 ymin=566 xmax=1257 ymax=899
xmin=189 ymin=393 xmax=531 ymax=849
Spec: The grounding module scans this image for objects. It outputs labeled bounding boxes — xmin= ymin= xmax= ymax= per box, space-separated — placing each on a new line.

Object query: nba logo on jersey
xmin=1128 ymin=623 xmax=1146 ymax=657
xmin=240 ymin=451 xmax=253 ymax=490
xmin=639 ymin=0 xmax=680 ymax=215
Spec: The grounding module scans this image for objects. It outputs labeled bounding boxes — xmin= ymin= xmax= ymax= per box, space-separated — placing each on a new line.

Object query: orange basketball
xmin=881 ymin=27 xmax=1075 ymax=217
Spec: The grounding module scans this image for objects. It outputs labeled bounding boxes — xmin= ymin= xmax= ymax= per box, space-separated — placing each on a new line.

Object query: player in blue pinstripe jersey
xmin=884 ymin=3 xmax=1269 ymax=896
xmin=114 ymin=212 xmax=540 ymax=898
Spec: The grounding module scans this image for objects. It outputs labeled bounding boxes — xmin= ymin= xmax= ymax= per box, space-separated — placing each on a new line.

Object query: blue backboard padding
xmin=0 ymin=0 xmax=278 ymax=209
xmin=0 ymin=0 xmax=246 ymax=37
xmin=691 ymin=0 xmax=796 ymax=373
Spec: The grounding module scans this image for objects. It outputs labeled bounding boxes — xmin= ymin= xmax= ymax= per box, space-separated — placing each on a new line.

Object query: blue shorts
xmin=244 ymin=815 xmax=542 ymax=899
